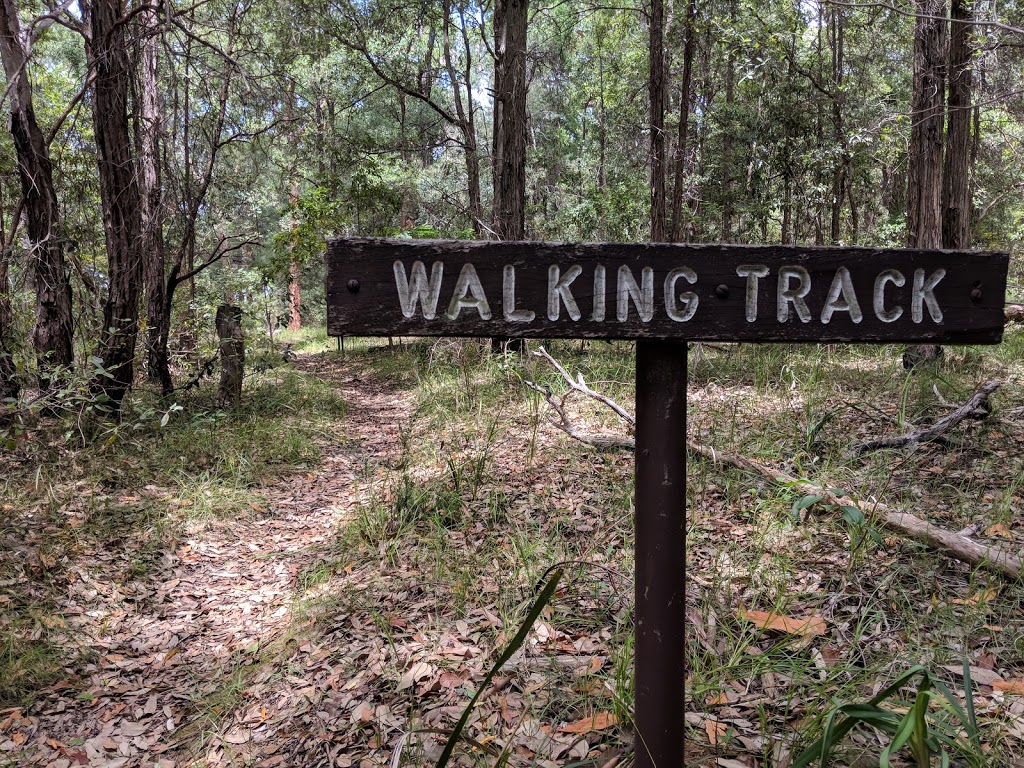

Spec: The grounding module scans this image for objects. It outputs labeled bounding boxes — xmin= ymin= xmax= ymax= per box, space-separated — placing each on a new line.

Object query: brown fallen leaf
xmin=738 ymin=607 xmax=827 ymax=637
xmin=985 ymin=523 xmax=1012 ymax=538
xmin=992 ymin=679 xmax=1024 ymax=695
xmin=558 ymin=712 xmax=617 ymax=734
xmin=704 ymin=718 xmax=728 ymax=746
xmin=951 ymin=588 xmax=997 ymax=605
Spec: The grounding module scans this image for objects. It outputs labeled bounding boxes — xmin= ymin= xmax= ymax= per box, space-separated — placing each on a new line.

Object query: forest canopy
xmin=1 ymin=0 xmax=1023 ymax=409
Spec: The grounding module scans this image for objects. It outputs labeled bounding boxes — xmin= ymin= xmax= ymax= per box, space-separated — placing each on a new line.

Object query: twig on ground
xmin=845 ymin=380 xmax=1001 ymax=458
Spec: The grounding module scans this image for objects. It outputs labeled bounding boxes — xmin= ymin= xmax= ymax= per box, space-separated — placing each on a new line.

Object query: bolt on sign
xmin=327 ymin=239 xmax=1008 ymax=342
xmin=326 ymin=237 xmax=1008 ymax=768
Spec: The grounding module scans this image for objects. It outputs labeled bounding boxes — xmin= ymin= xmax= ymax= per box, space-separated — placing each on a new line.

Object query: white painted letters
xmin=777 ymin=266 xmax=812 ymax=323
xmin=389 ymin=257 xmax=955 ymax=330
xmin=446 ymin=263 xmax=492 ymax=320
xmin=591 ymin=265 xmax=606 ymax=321
xmin=394 ymin=260 xmax=444 ymax=319
xmin=617 ymin=266 xmax=654 ymax=322
xmin=665 ymin=267 xmax=699 ymax=322
xmin=873 ymin=269 xmax=905 ymax=323
xmin=737 ymin=265 xmax=769 ymax=322
xmin=502 ymin=265 xmax=535 ymax=322
xmin=911 ymin=268 xmax=945 ymax=323
xmin=548 ymin=264 xmax=583 ymax=321
xmin=820 ymin=266 xmax=863 ymax=324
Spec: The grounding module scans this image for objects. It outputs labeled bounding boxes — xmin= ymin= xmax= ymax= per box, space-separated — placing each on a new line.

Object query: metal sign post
xmin=326 ymin=237 xmax=1008 ymax=768
xmin=634 ymin=339 xmax=687 ymax=767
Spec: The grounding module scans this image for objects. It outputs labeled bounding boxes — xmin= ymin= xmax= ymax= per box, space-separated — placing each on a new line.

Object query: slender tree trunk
xmin=88 ymin=0 xmax=145 ymax=412
xmin=288 ymin=253 xmax=302 ymax=331
xmin=442 ymin=1 xmax=484 ymax=235
xmin=829 ymin=5 xmax=848 ymax=245
xmin=907 ymin=0 xmax=947 ymax=249
xmin=722 ymin=21 xmax=736 ymax=243
xmin=0 ymin=0 xmax=73 ymax=391
xmin=286 ymin=82 xmax=302 ymax=332
xmin=492 ymin=0 xmax=529 ymax=240
xmin=649 ymin=0 xmax=666 ymax=242
xmin=669 ymin=0 xmax=696 ymax=242
xmin=216 ymin=304 xmax=244 ymax=407
xmin=138 ymin=4 xmax=171 ymax=394
xmin=942 ymin=0 xmax=973 ymax=249
xmin=0 ymin=247 xmax=16 ymax=402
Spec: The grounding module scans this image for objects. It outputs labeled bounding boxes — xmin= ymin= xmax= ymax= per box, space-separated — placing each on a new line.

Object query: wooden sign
xmin=324 ymin=235 xmax=1009 ymax=768
xmin=326 ymin=238 xmax=1008 ymax=344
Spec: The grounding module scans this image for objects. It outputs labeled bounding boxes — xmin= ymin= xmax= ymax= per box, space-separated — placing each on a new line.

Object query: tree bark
xmin=87 ymin=0 xmax=145 ymax=412
xmin=669 ymin=0 xmax=696 ymax=242
xmin=442 ymin=0 xmax=484 ymax=235
xmin=0 ymin=0 xmax=74 ymax=390
xmin=216 ymin=304 xmax=244 ymax=407
xmin=492 ymin=0 xmax=529 ymax=240
xmin=649 ymin=0 xmax=667 ymax=242
xmin=138 ymin=3 xmax=172 ymax=394
xmin=0 ymin=247 xmax=16 ymax=402
xmin=907 ymin=0 xmax=947 ymax=249
xmin=942 ymin=0 xmax=973 ymax=249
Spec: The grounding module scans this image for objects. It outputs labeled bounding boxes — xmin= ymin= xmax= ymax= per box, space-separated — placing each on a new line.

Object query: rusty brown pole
xmin=634 ymin=339 xmax=687 ymax=767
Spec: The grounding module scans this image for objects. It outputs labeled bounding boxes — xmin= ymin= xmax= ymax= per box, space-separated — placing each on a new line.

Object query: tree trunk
xmin=286 ymin=80 xmax=302 ymax=332
xmin=216 ymin=304 xmax=244 ymax=407
xmin=669 ymin=0 xmax=696 ymax=242
xmin=288 ymin=257 xmax=302 ymax=331
xmin=88 ymin=0 xmax=145 ymax=412
xmin=649 ymin=0 xmax=667 ymax=242
xmin=0 ymin=248 xmax=16 ymax=402
xmin=907 ymin=0 xmax=947 ymax=249
xmin=138 ymin=3 xmax=172 ymax=394
xmin=0 ymin=0 xmax=73 ymax=391
xmin=722 ymin=32 xmax=736 ymax=242
xmin=491 ymin=0 xmax=529 ymax=354
xmin=829 ymin=5 xmax=849 ymax=245
xmin=492 ymin=0 xmax=529 ymax=241
xmin=942 ymin=0 xmax=973 ymax=249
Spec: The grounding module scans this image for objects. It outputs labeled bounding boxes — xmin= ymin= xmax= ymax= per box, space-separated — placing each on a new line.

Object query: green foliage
xmin=793 ymin=663 xmax=984 ymax=768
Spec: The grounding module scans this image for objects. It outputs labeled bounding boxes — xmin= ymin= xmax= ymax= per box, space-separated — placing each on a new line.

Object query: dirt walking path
xmin=3 ymin=356 xmax=413 ymax=768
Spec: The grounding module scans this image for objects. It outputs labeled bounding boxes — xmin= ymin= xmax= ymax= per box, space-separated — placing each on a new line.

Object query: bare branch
xmin=846 ymin=380 xmax=1001 ymax=457
xmin=533 ymin=346 xmax=636 ymax=426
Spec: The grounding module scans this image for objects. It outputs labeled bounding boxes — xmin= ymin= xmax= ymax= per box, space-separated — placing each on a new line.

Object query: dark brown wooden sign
xmin=327 ymin=238 xmax=1009 ymax=343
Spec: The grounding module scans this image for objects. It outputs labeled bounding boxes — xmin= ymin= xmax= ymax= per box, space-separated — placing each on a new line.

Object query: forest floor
xmin=1 ymin=331 xmax=1024 ymax=767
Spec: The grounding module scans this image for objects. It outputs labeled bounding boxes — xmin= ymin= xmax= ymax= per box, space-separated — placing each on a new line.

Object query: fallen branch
xmin=526 ymin=352 xmax=1022 ymax=581
xmin=689 ymin=442 xmax=1021 ymax=581
xmin=846 ymin=380 xmax=1001 ymax=458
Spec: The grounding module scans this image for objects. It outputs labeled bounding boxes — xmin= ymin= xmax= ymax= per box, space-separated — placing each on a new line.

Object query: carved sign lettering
xmin=326 ymin=239 xmax=1008 ymax=343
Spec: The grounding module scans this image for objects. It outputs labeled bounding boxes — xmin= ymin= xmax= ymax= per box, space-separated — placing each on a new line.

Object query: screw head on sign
xmin=715 ymin=284 xmax=730 ymax=299
xmin=970 ymin=287 xmax=983 ymax=303
xmin=347 ymin=279 xmax=360 ymax=293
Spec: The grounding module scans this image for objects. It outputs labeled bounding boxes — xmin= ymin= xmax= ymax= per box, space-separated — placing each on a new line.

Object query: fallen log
xmin=526 ymin=348 xmax=1022 ymax=581
xmin=689 ymin=442 xmax=1021 ymax=581
xmin=845 ymin=380 xmax=1001 ymax=458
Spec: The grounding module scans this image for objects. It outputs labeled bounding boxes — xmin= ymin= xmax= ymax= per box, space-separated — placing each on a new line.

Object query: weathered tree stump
xmin=216 ymin=304 xmax=244 ymax=407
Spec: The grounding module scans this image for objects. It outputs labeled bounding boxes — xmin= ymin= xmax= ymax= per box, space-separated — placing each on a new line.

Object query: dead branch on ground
xmin=525 ymin=349 xmax=1022 ymax=581
xmin=845 ymin=380 xmax=1001 ymax=458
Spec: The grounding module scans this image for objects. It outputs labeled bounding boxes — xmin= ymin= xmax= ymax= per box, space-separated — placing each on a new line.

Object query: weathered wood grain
xmin=326 ymin=238 xmax=1008 ymax=343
